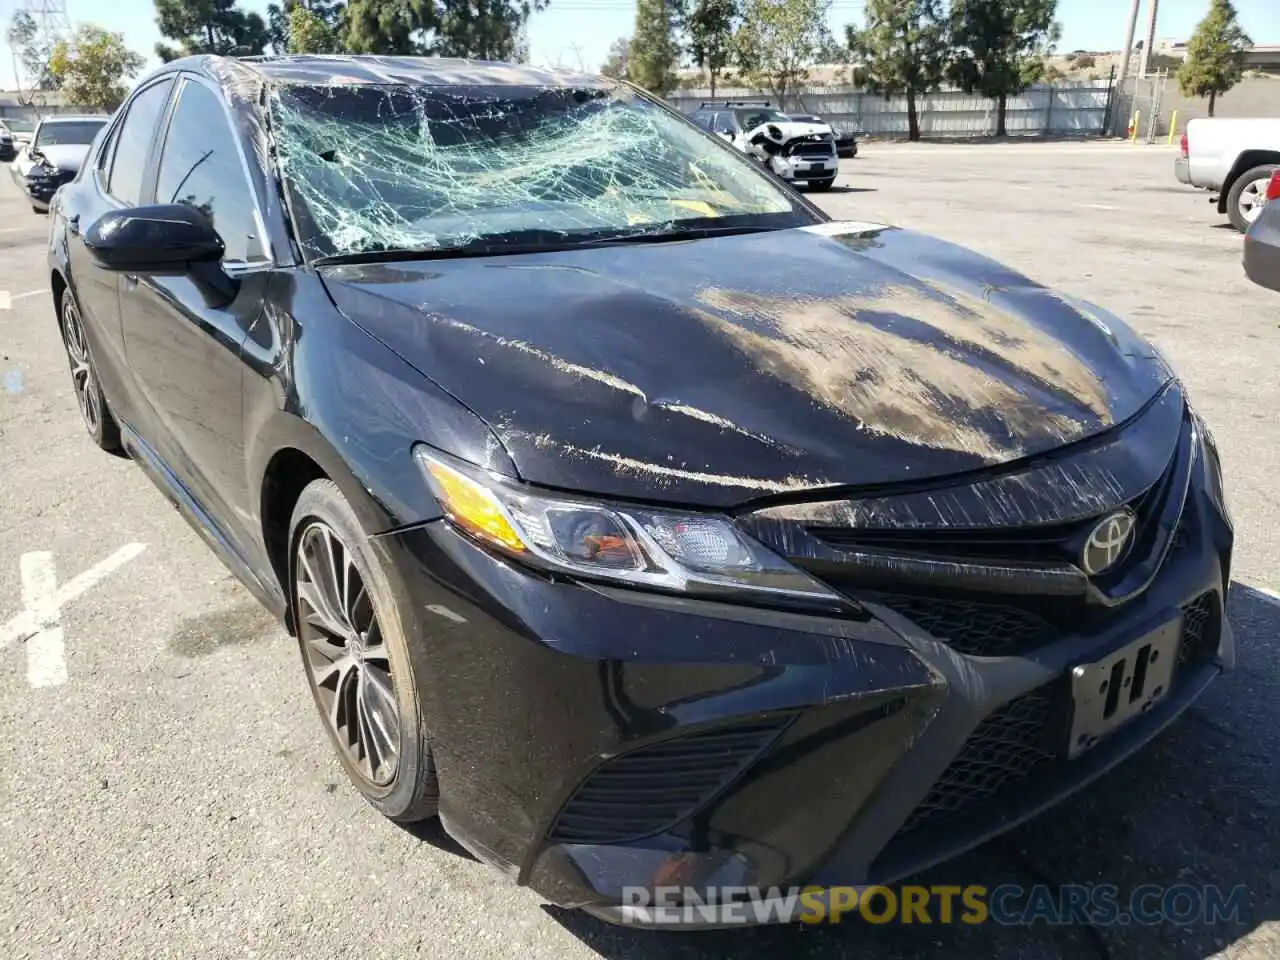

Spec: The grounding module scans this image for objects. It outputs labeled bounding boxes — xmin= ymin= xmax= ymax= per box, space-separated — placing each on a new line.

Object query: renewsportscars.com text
xmin=617 ymin=884 xmax=1249 ymax=927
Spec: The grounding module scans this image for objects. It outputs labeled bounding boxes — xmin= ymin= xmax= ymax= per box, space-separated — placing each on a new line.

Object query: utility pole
xmin=1139 ymin=0 xmax=1160 ymax=77
xmin=1113 ymin=0 xmax=1143 ymax=134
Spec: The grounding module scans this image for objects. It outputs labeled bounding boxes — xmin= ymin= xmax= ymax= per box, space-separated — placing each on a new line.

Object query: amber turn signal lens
xmin=423 ymin=458 xmax=527 ymax=552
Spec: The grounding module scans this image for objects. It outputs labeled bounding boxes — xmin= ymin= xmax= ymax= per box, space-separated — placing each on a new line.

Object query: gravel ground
xmin=0 ymin=140 xmax=1276 ymax=960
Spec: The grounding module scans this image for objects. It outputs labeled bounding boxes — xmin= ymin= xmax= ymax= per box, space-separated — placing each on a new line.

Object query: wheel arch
xmin=1218 ymin=151 xmax=1280 ymax=212
xmin=251 ymin=414 xmax=400 ymax=635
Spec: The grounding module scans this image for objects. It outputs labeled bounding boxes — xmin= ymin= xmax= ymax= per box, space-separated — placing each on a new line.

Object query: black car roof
xmin=156 ymin=53 xmax=608 ymax=93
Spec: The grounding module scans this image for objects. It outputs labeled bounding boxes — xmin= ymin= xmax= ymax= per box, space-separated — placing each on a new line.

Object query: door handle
xmin=67 ymin=213 xmax=80 ymax=236
xmin=123 ymin=274 xmax=139 ymax=287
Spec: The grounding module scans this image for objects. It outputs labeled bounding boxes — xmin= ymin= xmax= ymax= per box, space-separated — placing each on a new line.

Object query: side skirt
xmin=120 ymin=421 xmax=288 ymax=622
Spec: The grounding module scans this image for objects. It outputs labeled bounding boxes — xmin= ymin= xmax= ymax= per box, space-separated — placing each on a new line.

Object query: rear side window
xmin=155 ymin=80 xmax=265 ymax=264
xmin=107 ymin=79 xmax=174 ymax=205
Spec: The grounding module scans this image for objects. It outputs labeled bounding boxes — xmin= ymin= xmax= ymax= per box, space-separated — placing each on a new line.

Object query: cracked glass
xmin=268 ymin=82 xmax=816 ymax=261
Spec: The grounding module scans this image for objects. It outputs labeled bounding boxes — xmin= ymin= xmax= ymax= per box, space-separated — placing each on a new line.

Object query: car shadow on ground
xmin=397 ymin=817 xmax=477 ymax=861
xmin=823 ymin=186 xmax=875 ymax=195
xmin=540 ymin=582 xmax=1280 ymax=960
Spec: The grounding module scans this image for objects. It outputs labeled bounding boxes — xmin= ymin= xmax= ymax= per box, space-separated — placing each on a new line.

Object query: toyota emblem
xmin=1080 ymin=509 xmax=1137 ymax=576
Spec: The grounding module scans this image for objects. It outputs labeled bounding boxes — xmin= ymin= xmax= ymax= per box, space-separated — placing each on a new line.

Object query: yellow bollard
xmin=1167 ymin=110 xmax=1179 ymax=145
xmin=1129 ymin=111 xmax=1140 ymax=142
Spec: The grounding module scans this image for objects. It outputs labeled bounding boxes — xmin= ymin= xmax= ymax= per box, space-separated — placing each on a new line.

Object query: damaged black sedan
xmin=48 ymin=55 xmax=1233 ymax=926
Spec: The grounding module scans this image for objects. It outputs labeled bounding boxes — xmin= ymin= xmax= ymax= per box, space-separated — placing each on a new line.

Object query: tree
xmin=948 ymin=0 xmax=1060 ymax=137
xmin=7 ymin=10 xmax=60 ymax=103
xmin=848 ymin=0 xmax=947 ymax=142
xmin=288 ymin=4 xmax=338 ymax=52
xmin=628 ymin=0 xmax=681 ymax=96
xmin=1177 ymin=0 xmax=1251 ymax=117
xmin=155 ymin=0 xmax=270 ymax=61
xmin=600 ymin=35 xmax=631 ymax=80
xmin=687 ymin=0 xmax=738 ymax=97
xmin=343 ymin=0 xmax=546 ymax=59
xmin=48 ymin=25 xmax=145 ymax=111
xmin=267 ymin=1 xmax=346 ymax=54
xmin=734 ymin=0 xmax=831 ymax=105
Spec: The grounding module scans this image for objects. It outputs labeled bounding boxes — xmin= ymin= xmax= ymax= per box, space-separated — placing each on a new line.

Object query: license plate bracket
xmin=1067 ymin=618 xmax=1181 ymax=758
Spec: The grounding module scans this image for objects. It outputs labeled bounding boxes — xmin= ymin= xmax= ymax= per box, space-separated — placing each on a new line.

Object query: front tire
xmin=1227 ymin=164 xmax=1276 ymax=232
xmin=808 ymin=177 xmax=836 ymax=192
xmin=290 ymin=479 xmax=439 ymax=822
xmin=59 ymin=289 xmax=122 ymax=453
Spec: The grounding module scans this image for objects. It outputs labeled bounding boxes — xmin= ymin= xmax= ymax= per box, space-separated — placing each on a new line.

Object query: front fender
xmin=242 ymin=270 xmax=518 ymax=541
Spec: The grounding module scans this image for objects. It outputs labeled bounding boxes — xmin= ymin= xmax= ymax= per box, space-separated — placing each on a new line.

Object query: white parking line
xmin=0 ymin=289 xmax=45 ymax=310
xmin=0 ymin=546 xmax=149 ymax=687
xmin=21 ymin=552 xmax=65 ymax=688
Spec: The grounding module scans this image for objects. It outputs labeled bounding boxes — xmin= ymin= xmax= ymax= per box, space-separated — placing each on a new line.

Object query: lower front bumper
xmin=379 ymin=476 xmax=1233 ymax=923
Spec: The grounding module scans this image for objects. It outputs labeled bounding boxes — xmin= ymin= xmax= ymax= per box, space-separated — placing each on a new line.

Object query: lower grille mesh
xmin=895 ymin=591 xmax=1218 ymax=838
xmin=548 ymin=719 xmax=790 ymax=845
xmin=898 ymin=687 xmax=1058 ymax=836
xmin=866 ymin=593 xmax=1054 ymax=657
xmin=1175 ymin=592 xmax=1216 ymax=670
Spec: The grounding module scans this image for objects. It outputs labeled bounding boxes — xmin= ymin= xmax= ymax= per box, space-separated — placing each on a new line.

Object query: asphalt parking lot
xmin=1 ymin=141 xmax=1278 ymax=960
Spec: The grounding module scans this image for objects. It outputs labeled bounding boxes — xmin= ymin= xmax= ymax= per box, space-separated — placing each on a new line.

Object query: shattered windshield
xmin=35 ymin=120 xmax=106 ymax=146
xmin=270 ymin=82 xmax=815 ymax=260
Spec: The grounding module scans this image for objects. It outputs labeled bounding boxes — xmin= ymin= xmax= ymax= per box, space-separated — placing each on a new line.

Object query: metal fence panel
xmin=670 ymin=81 xmax=1116 ymax=139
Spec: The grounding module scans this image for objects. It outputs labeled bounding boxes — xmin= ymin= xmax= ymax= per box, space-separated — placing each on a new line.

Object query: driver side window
xmin=154 ymin=79 xmax=266 ymax=265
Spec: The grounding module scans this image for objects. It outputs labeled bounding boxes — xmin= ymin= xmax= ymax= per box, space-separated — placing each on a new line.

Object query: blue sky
xmin=2 ymin=0 xmax=1278 ymax=89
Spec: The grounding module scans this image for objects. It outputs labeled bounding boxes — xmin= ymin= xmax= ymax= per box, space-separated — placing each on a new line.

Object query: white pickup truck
xmin=1175 ymin=117 xmax=1280 ymax=232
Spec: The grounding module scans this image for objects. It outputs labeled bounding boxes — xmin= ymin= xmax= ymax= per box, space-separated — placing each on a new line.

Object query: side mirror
xmin=84 ymin=204 xmax=238 ymax=308
xmin=84 ymin=203 xmax=225 ymax=273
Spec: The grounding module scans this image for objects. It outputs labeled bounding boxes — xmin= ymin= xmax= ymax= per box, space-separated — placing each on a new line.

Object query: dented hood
xmin=320 ymin=221 xmax=1173 ymax=507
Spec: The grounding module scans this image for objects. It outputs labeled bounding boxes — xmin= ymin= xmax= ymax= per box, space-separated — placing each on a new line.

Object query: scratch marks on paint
xmin=503 ymin=428 xmax=826 ymax=493
xmin=558 ymin=443 xmax=824 ymax=493
xmin=430 ymin=313 xmax=647 ymax=397
xmin=429 ymin=313 xmax=780 ymax=445
xmin=694 ymin=281 xmax=1112 ymax=462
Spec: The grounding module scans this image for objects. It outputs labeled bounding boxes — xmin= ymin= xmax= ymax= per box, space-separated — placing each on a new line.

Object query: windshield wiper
xmin=312 ymin=223 xmax=793 ymax=267
xmin=581 ymin=223 xmax=789 ymax=245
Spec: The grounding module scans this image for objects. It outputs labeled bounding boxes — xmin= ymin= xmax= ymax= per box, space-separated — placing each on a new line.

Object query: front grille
xmin=898 ymin=687 xmax=1059 ymax=836
xmin=547 ymin=719 xmax=790 ymax=845
xmin=894 ymin=591 xmax=1219 ymax=839
xmin=792 ymin=143 xmax=833 ymax=158
xmin=864 ymin=593 xmax=1054 ymax=657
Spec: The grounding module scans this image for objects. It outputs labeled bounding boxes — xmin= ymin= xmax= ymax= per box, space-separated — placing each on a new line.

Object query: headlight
xmin=414 ymin=448 xmax=845 ymax=608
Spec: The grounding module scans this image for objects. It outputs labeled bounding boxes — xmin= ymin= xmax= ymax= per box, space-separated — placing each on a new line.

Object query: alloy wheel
xmin=1239 ymin=180 xmax=1267 ymax=225
xmin=61 ymin=297 xmax=100 ymax=435
xmin=295 ymin=522 xmax=401 ymax=787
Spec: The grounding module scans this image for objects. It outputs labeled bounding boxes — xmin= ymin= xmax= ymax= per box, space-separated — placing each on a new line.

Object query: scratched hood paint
xmin=320 ymin=222 xmax=1173 ymax=507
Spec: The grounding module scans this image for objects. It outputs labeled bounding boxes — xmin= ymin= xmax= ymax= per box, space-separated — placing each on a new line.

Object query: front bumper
xmin=379 ymin=438 xmax=1233 ymax=922
xmin=770 ymin=154 xmax=838 ymax=182
xmin=25 ymin=169 xmax=72 ymax=208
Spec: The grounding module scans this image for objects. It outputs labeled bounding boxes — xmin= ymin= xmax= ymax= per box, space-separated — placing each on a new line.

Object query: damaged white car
xmin=690 ymin=100 xmax=838 ymax=191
